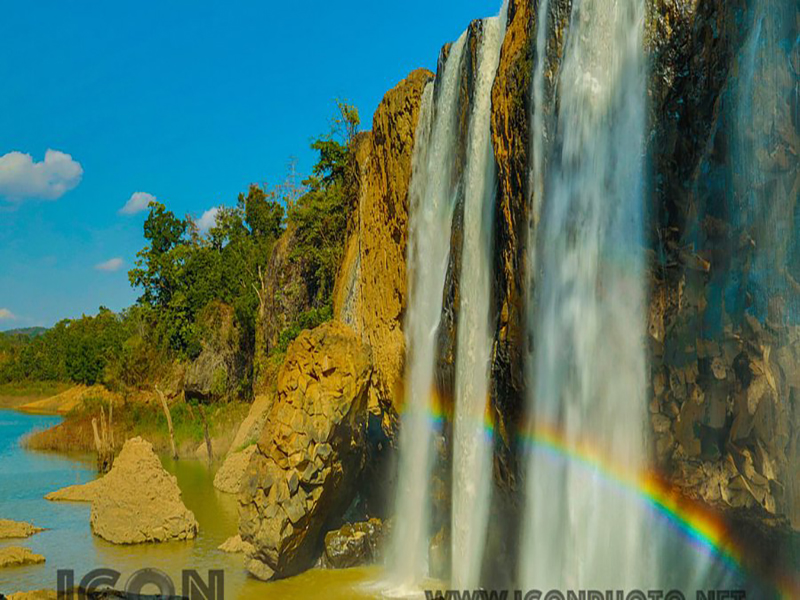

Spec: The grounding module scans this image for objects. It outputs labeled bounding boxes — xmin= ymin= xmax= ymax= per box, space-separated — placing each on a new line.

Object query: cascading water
xmin=528 ymin=0 xmax=550 ymax=267
xmin=450 ymin=7 xmax=507 ymax=591
xmin=520 ymin=0 xmax=650 ymax=590
xmin=386 ymin=33 xmax=467 ymax=593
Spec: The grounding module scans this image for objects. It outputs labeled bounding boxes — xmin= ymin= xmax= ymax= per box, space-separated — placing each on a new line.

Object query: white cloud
xmin=95 ymin=258 xmax=124 ymax=272
xmin=0 ymin=149 xmax=83 ymax=201
xmin=198 ymin=207 xmax=220 ymax=233
xmin=119 ymin=191 xmax=156 ymax=215
xmin=0 ymin=308 xmax=17 ymax=321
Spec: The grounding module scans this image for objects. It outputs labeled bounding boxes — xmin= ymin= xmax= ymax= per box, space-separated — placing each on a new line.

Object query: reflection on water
xmin=0 ymin=410 xmax=381 ymax=599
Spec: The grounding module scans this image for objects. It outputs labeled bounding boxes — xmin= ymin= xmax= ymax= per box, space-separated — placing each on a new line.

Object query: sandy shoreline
xmin=0 ymin=396 xmax=52 ymax=412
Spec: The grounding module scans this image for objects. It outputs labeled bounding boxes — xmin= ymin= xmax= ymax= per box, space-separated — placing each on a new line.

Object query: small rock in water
xmin=319 ymin=518 xmax=388 ymax=569
xmin=0 ymin=519 xmax=44 ymax=539
xmin=218 ymin=534 xmax=255 ymax=554
xmin=0 ymin=546 xmax=46 ymax=569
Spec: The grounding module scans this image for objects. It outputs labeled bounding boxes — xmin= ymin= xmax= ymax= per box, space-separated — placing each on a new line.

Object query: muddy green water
xmin=0 ymin=410 xmax=383 ymax=599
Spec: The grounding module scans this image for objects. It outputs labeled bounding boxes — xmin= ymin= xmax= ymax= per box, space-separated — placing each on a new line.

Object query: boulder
xmin=218 ymin=534 xmax=255 ymax=554
xmin=0 ymin=519 xmax=44 ymax=539
xmin=318 ymin=518 xmax=388 ymax=569
xmin=214 ymin=444 xmax=257 ymax=494
xmin=0 ymin=547 xmax=45 ymax=568
xmin=229 ymin=394 xmax=274 ymax=453
xmin=184 ymin=349 xmax=228 ymax=403
xmin=239 ymin=322 xmax=372 ymax=580
xmin=45 ymin=437 xmax=198 ymax=544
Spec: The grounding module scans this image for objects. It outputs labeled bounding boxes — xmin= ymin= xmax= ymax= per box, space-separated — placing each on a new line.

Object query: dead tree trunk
xmin=197 ymin=403 xmax=213 ymax=466
xmin=92 ymin=403 xmax=115 ymax=473
xmin=156 ymin=386 xmax=178 ymax=460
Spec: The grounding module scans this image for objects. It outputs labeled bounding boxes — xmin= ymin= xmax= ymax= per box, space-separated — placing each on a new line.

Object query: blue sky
xmin=0 ymin=0 xmax=501 ymax=330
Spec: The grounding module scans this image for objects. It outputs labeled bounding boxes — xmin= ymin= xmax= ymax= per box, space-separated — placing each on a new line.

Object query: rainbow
xmin=412 ymin=399 xmax=796 ymax=599
xmin=516 ymin=421 xmax=743 ymax=566
xmin=514 ymin=421 xmax=798 ymax=599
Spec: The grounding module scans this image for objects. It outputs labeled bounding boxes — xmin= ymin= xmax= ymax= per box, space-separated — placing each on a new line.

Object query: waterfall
xmin=520 ymin=0 xmax=649 ymax=590
xmin=386 ymin=32 xmax=468 ymax=593
xmin=450 ymin=7 xmax=507 ymax=591
xmin=528 ymin=0 xmax=550 ymax=269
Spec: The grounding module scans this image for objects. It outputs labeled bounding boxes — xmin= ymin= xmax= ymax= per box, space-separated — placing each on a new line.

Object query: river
xmin=0 ymin=409 xmax=380 ymax=599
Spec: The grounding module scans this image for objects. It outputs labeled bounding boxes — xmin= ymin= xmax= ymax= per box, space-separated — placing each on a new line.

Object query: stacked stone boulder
xmin=239 ymin=322 xmax=372 ymax=580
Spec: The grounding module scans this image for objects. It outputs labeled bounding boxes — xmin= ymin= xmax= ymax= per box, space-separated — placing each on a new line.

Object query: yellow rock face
xmin=240 ymin=321 xmax=373 ymax=580
xmin=333 ymin=68 xmax=433 ymax=416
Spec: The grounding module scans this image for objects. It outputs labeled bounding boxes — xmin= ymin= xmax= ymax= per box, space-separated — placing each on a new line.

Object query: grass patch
xmin=0 ymin=380 xmax=71 ymax=398
xmin=28 ymin=395 xmax=251 ymax=458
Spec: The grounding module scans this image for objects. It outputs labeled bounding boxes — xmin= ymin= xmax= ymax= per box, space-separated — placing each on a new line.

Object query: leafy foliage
xmin=0 ymin=308 xmax=130 ymax=385
xmin=288 ymin=101 xmax=359 ymax=306
xmin=2 ymin=100 xmax=361 ymax=400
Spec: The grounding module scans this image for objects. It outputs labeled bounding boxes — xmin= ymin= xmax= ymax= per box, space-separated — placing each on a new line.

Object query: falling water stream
xmin=386 ymin=0 xmax=795 ymax=595
xmin=450 ymin=8 xmax=507 ymax=591
xmin=520 ymin=0 xmax=650 ymax=590
xmin=386 ymin=32 xmax=467 ymax=594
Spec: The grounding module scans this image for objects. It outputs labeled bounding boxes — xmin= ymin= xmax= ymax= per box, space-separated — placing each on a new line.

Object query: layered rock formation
xmin=239 ymin=322 xmax=372 ymax=580
xmin=46 ymin=437 xmax=198 ymax=544
xmin=332 ymin=68 xmax=433 ymax=421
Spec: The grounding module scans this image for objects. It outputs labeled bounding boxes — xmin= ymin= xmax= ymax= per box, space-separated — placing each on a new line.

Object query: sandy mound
xmin=46 ymin=437 xmax=198 ymax=544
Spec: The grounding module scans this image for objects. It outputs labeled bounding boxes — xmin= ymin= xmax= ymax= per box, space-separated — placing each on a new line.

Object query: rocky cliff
xmin=240 ymin=0 xmax=797 ymax=581
xmin=645 ymin=0 xmax=799 ymax=549
xmin=333 ymin=68 xmax=433 ymax=424
xmin=239 ymin=322 xmax=372 ymax=580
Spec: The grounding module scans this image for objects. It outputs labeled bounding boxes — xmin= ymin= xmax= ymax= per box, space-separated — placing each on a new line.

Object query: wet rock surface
xmin=239 ymin=322 xmax=372 ymax=580
xmin=649 ymin=274 xmax=800 ymax=533
xmin=318 ymin=518 xmax=389 ymax=569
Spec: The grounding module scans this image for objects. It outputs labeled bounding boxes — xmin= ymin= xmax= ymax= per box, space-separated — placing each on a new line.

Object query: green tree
xmin=289 ymin=101 xmax=360 ymax=305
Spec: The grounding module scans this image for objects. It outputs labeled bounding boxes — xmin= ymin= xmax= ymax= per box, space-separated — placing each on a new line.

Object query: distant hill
xmin=0 ymin=327 xmax=47 ymax=338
